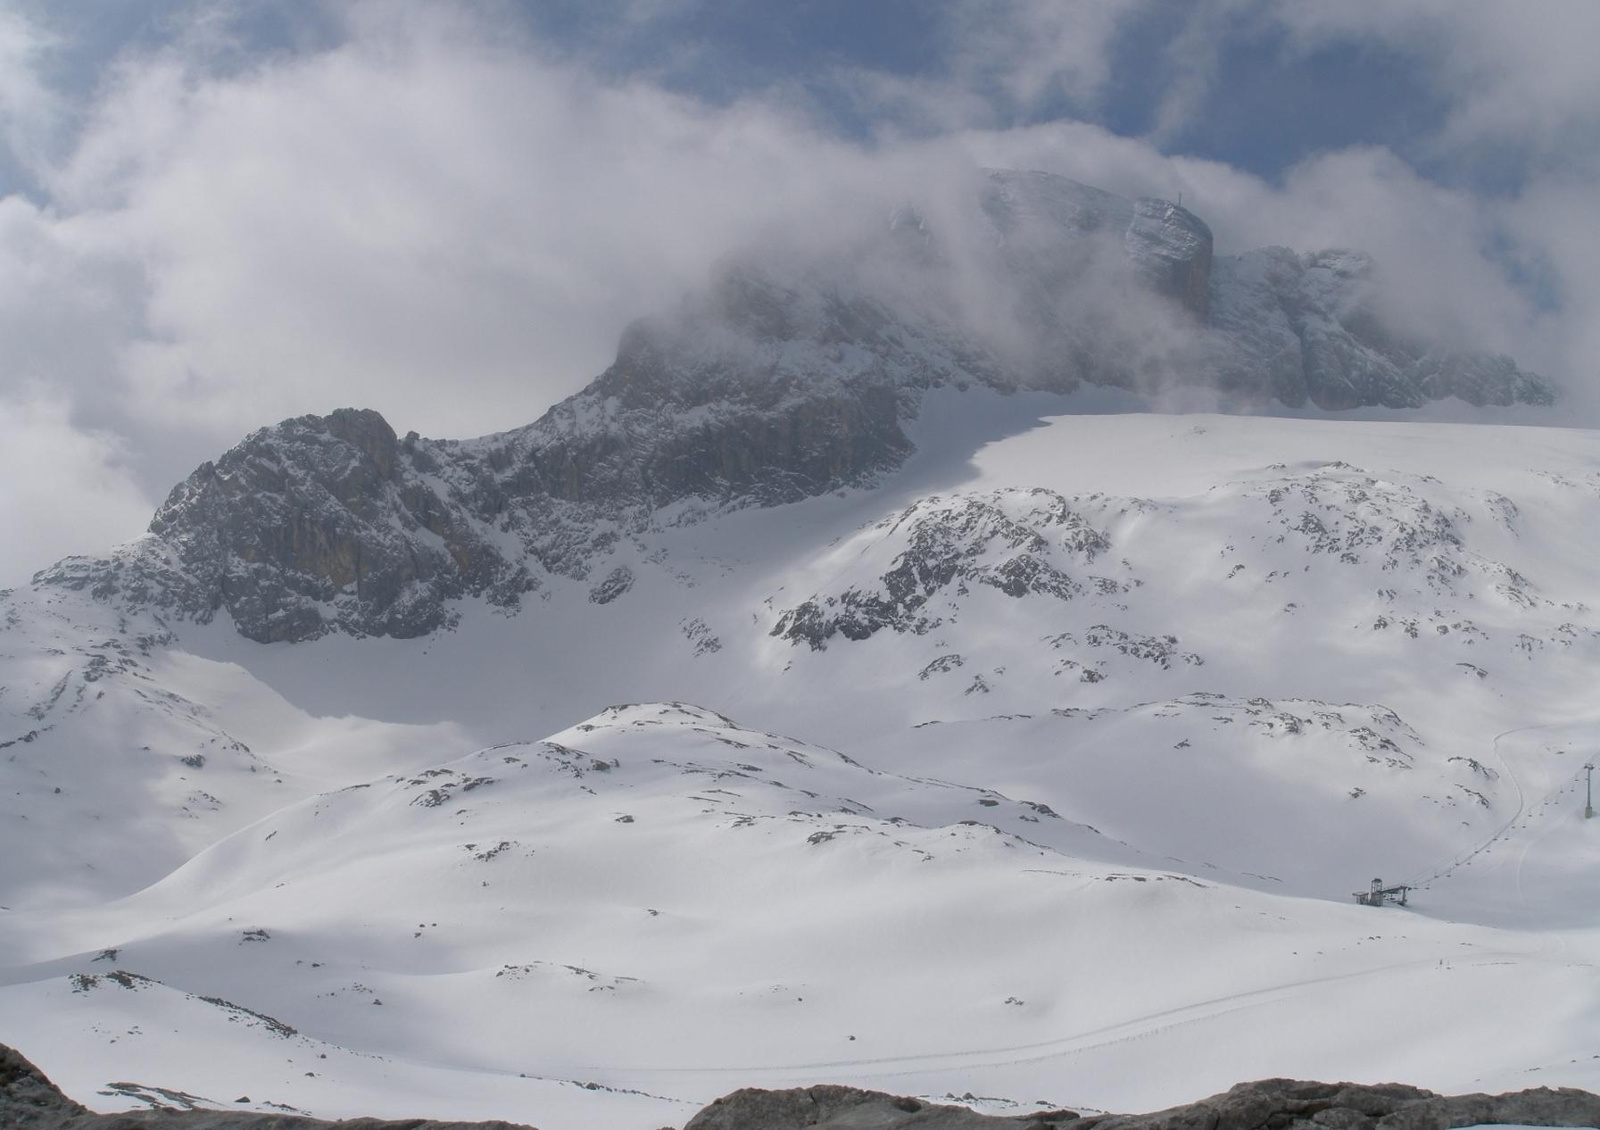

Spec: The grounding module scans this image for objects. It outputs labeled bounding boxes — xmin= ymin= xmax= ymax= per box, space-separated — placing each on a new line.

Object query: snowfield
xmin=3 ymin=391 xmax=1599 ymax=1128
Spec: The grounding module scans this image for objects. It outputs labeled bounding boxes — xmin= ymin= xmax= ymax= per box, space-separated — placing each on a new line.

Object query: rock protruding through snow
xmin=10 ymin=1040 xmax=1599 ymax=1130
xmin=0 ymin=1041 xmax=539 ymax=1129
xmin=684 ymin=1078 xmax=1600 ymax=1130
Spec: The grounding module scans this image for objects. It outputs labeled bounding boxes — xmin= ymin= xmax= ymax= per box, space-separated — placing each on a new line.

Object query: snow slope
xmin=3 ymin=390 xmax=1599 ymax=1127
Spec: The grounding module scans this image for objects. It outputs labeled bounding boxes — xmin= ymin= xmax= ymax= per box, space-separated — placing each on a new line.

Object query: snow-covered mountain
xmin=36 ymin=170 xmax=1551 ymax=645
xmin=0 ymin=171 xmax=1593 ymax=1130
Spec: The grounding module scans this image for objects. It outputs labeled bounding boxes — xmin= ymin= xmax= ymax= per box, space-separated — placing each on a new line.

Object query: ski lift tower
xmin=1586 ymin=763 xmax=1594 ymax=819
xmin=1354 ymin=878 xmax=1411 ymax=907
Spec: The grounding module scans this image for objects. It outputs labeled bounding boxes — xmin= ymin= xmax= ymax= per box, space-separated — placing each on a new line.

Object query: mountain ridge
xmin=7 ymin=406 xmax=1600 ymax=1126
xmin=31 ymin=168 xmax=1556 ymax=644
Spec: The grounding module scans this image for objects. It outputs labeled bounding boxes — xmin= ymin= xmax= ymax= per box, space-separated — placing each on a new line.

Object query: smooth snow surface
xmin=3 ymin=393 xmax=1599 ymax=1128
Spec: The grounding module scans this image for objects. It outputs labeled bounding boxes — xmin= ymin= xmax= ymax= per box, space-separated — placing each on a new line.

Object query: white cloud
xmin=0 ymin=193 xmax=150 ymax=437
xmin=1272 ymin=0 xmax=1600 ymax=168
xmin=0 ymin=390 xmax=152 ymax=587
xmin=1503 ymin=174 xmax=1600 ymax=397
xmin=944 ymin=0 xmax=1143 ymax=115
xmin=0 ymin=0 xmax=1594 ymax=582
xmin=1287 ymin=1 xmax=1600 ymax=398
xmin=45 ymin=5 xmax=896 ymax=441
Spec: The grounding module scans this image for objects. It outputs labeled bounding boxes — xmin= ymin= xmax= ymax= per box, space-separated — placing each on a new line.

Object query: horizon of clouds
xmin=0 ymin=0 xmax=1595 ymax=587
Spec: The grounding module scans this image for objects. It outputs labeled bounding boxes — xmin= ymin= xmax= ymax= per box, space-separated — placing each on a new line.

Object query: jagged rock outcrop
xmin=549 ymin=269 xmax=925 ymax=504
xmin=683 ymin=1084 xmax=1076 ymax=1128
xmin=685 ymin=1078 xmax=1600 ymax=1130
xmin=772 ymin=488 xmax=1113 ymax=649
xmin=1080 ymin=1077 xmax=1600 ymax=1130
xmin=9 ymin=1038 xmax=1600 ymax=1130
xmin=141 ymin=409 xmax=532 ymax=641
xmin=41 ymin=409 xmax=538 ymax=642
xmin=29 ymin=168 xmax=1557 ymax=643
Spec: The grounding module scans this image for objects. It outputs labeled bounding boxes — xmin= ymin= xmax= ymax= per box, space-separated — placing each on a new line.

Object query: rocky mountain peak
xmin=324 ymin=406 xmax=400 ymax=478
xmin=34 ymin=168 xmax=1559 ymax=644
xmin=137 ymin=407 xmax=508 ymax=642
xmin=977 ymin=167 xmax=1213 ymax=321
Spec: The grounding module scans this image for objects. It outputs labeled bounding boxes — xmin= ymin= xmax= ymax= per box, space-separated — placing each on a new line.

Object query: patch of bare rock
xmin=0 ymin=1044 xmax=534 ymax=1130
xmin=685 ymin=1079 xmax=1600 ymax=1130
xmin=6 ymin=1043 xmax=1599 ymax=1130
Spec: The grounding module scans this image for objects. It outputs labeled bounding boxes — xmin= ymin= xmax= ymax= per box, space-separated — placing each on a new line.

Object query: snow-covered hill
xmin=0 ymin=167 xmax=1588 ymax=1130
xmin=4 ymin=392 xmax=1600 ymax=1128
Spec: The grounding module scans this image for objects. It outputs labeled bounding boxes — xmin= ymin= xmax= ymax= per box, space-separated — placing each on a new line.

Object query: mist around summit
xmin=3 ymin=1 xmax=1599 ymax=587
xmin=4 ymin=5 xmax=1600 ymax=1129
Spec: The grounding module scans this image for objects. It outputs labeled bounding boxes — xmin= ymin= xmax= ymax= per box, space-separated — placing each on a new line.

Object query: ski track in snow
xmin=582 ymin=951 xmax=1527 ymax=1081
xmin=1403 ymin=725 xmax=1540 ymax=890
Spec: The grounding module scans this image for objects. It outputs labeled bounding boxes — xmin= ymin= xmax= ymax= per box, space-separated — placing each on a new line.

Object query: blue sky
xmin=0 ymin=0 xmax=1596 ymax=583
xmin=528 ymin=1 xmax=1457 ymax=185
xmin=0 ymin=0 xmax=1538 ymax=197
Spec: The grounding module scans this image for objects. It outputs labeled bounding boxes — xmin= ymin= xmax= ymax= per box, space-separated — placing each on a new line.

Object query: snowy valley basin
xmin=3 ymin=396 xmax=1600 ymax=1129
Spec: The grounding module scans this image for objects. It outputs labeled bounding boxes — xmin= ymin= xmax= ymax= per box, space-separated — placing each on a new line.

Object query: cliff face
xmin=32 ymin=169 xmax=1557 ymax=643
xmin=140 ymin=410 xmax=511 ymax=642
xmin=40 ymin=409 xmax=543 ymax=642
xmin=978 ymin=170 xmax=1214 ymax=321
xmin=532 ymin=271 xmax=922 ymax=507
xmin=1208 ymin=248 xmax=1554 ymax=410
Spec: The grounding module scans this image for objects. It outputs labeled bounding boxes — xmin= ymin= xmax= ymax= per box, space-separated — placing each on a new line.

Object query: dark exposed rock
xmin=1127 ymin=199 xmax=1214 ymax=321
xmin=139 ymin=409 xmax=531 ymax=642
xmin=36 ymin=410 xmax=557 ymax=643
xmin=682 ymin=1083 xmax=1071 ymax=1129
xmin=0 ymin=1042 xmax=537 ymax=1129
xmin=588 ymin=566 xmax=635 ymax=605
xmin=547 ymin=287 xmax=920 ymax=507
xmin=0 ymin=1041 xmax=90 ymax=1127
xmin=683 ymin=1077 xmax=1600 ymax=1130
xmin=772 ymin=489 xmax=1110 ymax=649
xmin=1081 ymin=1077 xmax=1600 ymax=1130
xmin=8 ymin=1042 xmax=1600 ymax=1130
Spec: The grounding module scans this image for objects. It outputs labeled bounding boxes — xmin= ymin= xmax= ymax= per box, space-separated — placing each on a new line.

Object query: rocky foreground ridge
xmin=6 ymin=1043 xmax=1599 ymax=1130
xmin=33 ymin=169 xmax=1555 ymax=644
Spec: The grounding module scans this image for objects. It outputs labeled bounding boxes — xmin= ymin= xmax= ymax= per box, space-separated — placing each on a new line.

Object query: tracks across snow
xmin=1400 ymin=721 xmax=1598 ymax=933
xmin=558 ymin=951 xmax=1535 ymax=1088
